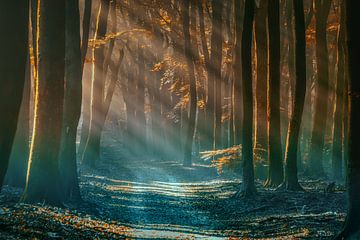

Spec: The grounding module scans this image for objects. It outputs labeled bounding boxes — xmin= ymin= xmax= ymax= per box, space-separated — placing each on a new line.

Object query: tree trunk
xmin=235 ymin=0 xmax=256 ymax=197
xmin=82 ymin=0 xmax=110 ymax=167
xmin=233 ymin=0 xmax=244 ymax=175
xmin=183 ymin=0 xmax=198 ymax=166
xmin=58 ymin=0 xmax=83 ymax=202
xmin=265 ymin=0 xmax=284 ymax=187
xmin=332 ymin=0 xmax=345 ymax=182
xmin=334 ymin=1 xmax=360 ymax=238
xmin=212 ymin=0 xmax=223 ymax=149
xmin=0 ymin=1 xmax=29 ymax=189
xmin=254 ymin=0 xmax=268 ymax=164
xmin=281 ymin=0 xmax=306 ymax=191
xmin=5 ymin=57 xmax=31 ymax=188
xmin=22 ymin=0 xmax=65 ymax=204
xmin=307 ymin=0 xmax=332 ymax=177
xmin=78 ymin=0 xmax=93 ymax=157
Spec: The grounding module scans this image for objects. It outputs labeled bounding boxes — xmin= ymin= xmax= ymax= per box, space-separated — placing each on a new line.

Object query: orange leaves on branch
xmin=88 ymin=29 xmax=151 ymax=49
xmin=201 ymin=146 xmax=242 ymax=174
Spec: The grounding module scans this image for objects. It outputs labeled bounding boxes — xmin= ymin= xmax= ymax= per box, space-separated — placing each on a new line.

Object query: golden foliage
xmin=201 ymin=145 xmax=241 ymax=174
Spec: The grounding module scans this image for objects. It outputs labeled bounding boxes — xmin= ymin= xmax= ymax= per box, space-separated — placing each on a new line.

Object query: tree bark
xmin=212 ymin=0 xmax=223 ymax=149
xmin=58 ymin=0 xmax=83 ymax=202
xmin=254 ymin=0 xmax=268 ymax=164
xmin=82 ymin=0 xmax=110 ymax=167
xmin=265 ymin=0 xmax=284 ymax=187
xmin=280 ymin=0 xmax=307 ymax=191
xmin=182 ymin=0 xmax=198 ymax=166
xmin=334 ymin=1 xmax=360 ymax=238
xmin=22 ymin=0 xmax=65 ymax=204
xmin=332 ymin=0 xmax=345 ymax=182
xmin=0 ymin=1 xmax=29 ymax=189
xmin=5 ymin=57 xmax=31 ymax=188
xmin=307 ymin=0 xmax=332 ymax=177
xmin=235 ymin=0 xmax=256 ymax=197
xmin=78 ymin=0 xmax=93 ymax=157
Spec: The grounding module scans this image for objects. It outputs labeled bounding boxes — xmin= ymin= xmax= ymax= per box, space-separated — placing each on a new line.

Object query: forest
xmin=0 ymin=0 xmax=360 ymax=239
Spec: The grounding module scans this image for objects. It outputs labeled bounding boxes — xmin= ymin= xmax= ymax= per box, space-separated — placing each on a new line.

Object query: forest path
xmin=75 ymin=137 xmax=346 ymax=239
xmin=0 ymin=137 xmax=347 ymax=239
xmin=80 ymin=142 xmax=239 ymax=239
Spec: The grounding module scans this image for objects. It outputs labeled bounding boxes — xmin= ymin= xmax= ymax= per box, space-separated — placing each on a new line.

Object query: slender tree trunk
xmin=211 ymin=0 xmax=223 ymax=149
xmin=235 ymin=0 xmax=256 ymax=197
xmin=307 ymin=0 xmax=332 ymax=177
xmin=198 ymin=0 xmax=210 ymax=151
xmin=0 ymin=1 xmax=29 ymax=189
xmin=58 ymin=0 xmax=83 ymax=202
xmin=78 ymin=0 xmax=93 ymax=157
xmin=183 ymin=0 xmax=197 ymax=166
xmin=233 ymin=0 xmax=244 ymax=176
xmin=334 ymin=1 xmax=360 ymax=238
xmin=22 ymin=0 xmax=65 ymax=204
xmin=82 ymin=0 xmax=110 ymax=166
xmin=332 ymin=0 xmax=345 ymax=182
xmin=265 ymin=0 xmax=284 ymax=187
xmin=254 ymin=0 xmax=268 ymax=164
xmin=281 ymin=0 xmax=306 ymax=191
xmin=5 ymin=57 xmax=31 ymax=188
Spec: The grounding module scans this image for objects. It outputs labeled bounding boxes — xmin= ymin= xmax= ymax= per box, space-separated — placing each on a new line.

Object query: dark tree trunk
xmin=265 ymin=0 xmax=284 ymax=188
xmin=235 ymin=0 xmax=256 ymax=197
xmin=307 ymin=0 xmax=332 ymax=177
xmin=334 ymin=1 xmax=360 ymax=238
xmin=254 ymin=0 xmax=268 ymax=164
xmin=280 ymin=0 xmax=306 ymax=191
xmin=211 ymin=0 xmax=223 ymax=149
xmin=332 ymin=0 xmax=345 ymax=182
xmin=22 ymin=0 xmax=65 ymax=205
xmin=82 ymin=0 xmax=110 ymax=167
xmin=0 ymin=1 xmax=29 ymax=189
xmin=58 ymin=0 xmax=83 ymax=202
xmin=182 ymin=0 xmax=197 ymax=166
xmin=5 ymin=57 xmax=31 ymax=188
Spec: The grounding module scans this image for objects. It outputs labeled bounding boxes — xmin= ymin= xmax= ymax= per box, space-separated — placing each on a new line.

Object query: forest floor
xmin=0 ymin=136 xmax=347 ymax=239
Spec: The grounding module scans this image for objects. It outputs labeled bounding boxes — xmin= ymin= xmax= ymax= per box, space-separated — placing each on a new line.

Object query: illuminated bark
xmin=23 ymin=0 xmax=65 ymax=204
xmin=82 ymin=0 xmax=111 ymax=166
xmin=332 ymin=0 xmax=346 ymax=182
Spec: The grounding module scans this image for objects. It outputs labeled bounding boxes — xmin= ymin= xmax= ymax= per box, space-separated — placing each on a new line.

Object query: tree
xmin=78 ymin=0 xmax=93 ymax=157
xmin=22 ymin=0 xmax=66 ymax=204
xmin=334 ymin=1 xmax=360 ymax=238
xmin=82 ymin=0 xmax=111 ymax=166
xmin=58 ymin=0 xmax=83 ymax=202
xmin=211 ymin=0 xmax=223 ymax=149
xmin=182 ymin=0 xmax=198 ymax=166
xmin=265 ymin=0 xmax=283 ymax=187
xmin=280 ymin=0 xmax=306 ymax=191
xmin=5 ymin=59 xmax=31 ymax=188
xmin=307 ymin=0 xmax=332 ymax=177
xmin=254 ymin=0 xmax=268 ymax=164
xmin=332 ymin=0 xmax=346 ymax=182
xmin=235 ymin=0 xmax=256 ymax=197
xmin=0 ymin=1 xmax=29 ymax=190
